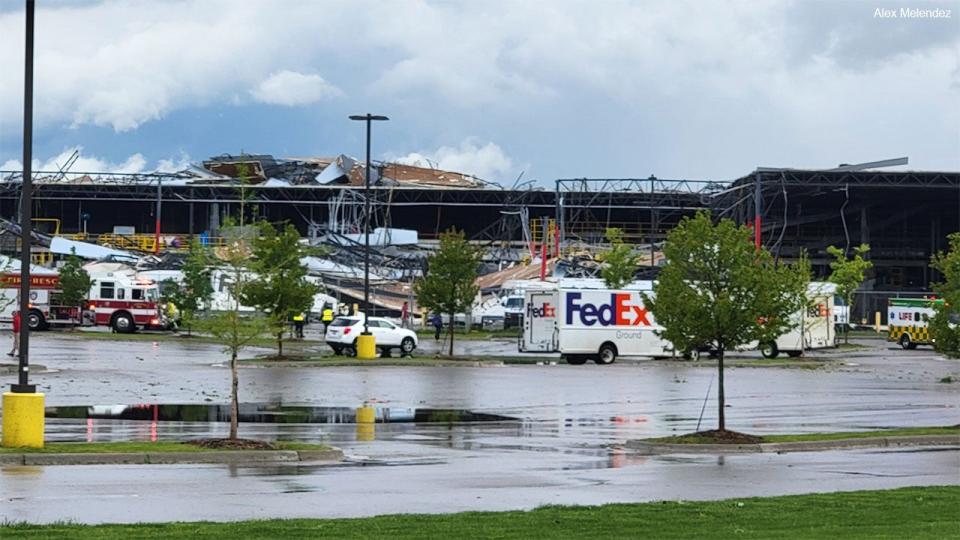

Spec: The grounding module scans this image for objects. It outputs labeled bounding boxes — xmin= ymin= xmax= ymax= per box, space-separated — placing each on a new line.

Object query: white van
xmin=520 ymin=279 xmax=673 ymax=365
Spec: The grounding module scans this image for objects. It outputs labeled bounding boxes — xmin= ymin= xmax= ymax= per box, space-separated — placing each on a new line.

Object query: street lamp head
xmin=349 ymin=114 xmax=389 ymax=122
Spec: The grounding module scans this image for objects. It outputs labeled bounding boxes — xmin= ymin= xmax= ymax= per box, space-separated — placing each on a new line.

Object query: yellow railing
xmin=51 ymin=233 xmax=226 ymax=254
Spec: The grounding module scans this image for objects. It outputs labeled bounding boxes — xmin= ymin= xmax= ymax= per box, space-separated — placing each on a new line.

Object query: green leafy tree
xmin=58 ymin=248 xmax=92 ymax=307
xmin=241 ymin=221 xmax=318 ymax=358
xmin=234 ymin=161 xmax=259 ymax=227
xmin=194 ymin=238 xmax=269 ymax=440
xmin=826 ymin=244 xmax=873 ymax=344
xmin=167 ymin=238 xmax=214 ymax=335
xmin=930 ymin=232 xmax=960 ymax=357
xmin=643 ymin=211 xmax=809 ymax=433
xmin=601 ymin=228 xmax=640 ymax=289
xmin=414 ymin=229 xmax=482 ymax=356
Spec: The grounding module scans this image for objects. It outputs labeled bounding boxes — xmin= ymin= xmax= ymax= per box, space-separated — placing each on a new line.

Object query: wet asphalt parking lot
xmin=1 ymin=330 xmax=958 ymax=524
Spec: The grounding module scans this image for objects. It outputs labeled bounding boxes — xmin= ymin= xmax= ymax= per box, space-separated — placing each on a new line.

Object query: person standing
xmin=401 ymin=301 xmax=410 ymax=329
xmin=321 ymin=304 xmax=334 ymax=336
xmin=8 ymin=309 xmax=21 ymax=358
xmin=293 ymin=312 xmax=305 ymax=339
xmin=431 ymin=313 xmax=443 ymax=341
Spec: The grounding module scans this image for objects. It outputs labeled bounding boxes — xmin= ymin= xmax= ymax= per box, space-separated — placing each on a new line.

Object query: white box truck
xmin=753 ymin=281 xmax=838 ymax=358
xmin=520 ymin=279 xmax=674 ymax=365
xmin=522 ymin=279 xmax=838 ymax=364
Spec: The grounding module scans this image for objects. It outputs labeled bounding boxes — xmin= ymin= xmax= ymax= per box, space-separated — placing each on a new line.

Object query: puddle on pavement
xmin=44 ymin=403 xmax=517 ymax=424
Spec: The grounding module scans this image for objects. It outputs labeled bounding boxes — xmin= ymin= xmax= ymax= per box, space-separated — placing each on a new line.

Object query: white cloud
xmin=395 ymin=138 xmax=516 ymax=181
xmin=251 ymin=70 xmax=341 ymax=106
xmin=0 ymin=147 xmax=190 ymax=175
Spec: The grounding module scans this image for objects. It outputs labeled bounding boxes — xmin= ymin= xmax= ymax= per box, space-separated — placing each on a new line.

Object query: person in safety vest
xmin=321 ymin=305 xmax=334 ymax=335
xmin=293 ymin=312 xmax=305 ymax=339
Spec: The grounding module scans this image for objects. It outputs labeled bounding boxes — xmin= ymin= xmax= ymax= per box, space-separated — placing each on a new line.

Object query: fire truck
xmin=85 ymin=262 xmax=168 ymax=333
xmin=1 ymin=264 xmax=168 ymax=333
xmin=0 ymin=272 xmax=83 ymax=330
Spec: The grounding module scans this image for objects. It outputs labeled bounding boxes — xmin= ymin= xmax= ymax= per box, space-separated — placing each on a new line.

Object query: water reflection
xmin=46 ymin=403 xmax=517 ymax=424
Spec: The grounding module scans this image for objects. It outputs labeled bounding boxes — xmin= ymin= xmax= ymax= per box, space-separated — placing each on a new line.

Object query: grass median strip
xmin=644 ymin=426 xmax=960 ymax=445
xmin=2 ymin=486 xmax=957 ymax=539
xmin=0 ymin=441 xmax=331 ymax=454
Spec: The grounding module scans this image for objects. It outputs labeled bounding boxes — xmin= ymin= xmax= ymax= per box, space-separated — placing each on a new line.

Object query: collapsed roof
xmin=198 ymin=153 xmax=487 ymax=189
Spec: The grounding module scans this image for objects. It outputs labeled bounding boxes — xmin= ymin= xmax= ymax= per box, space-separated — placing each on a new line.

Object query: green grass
xmin=0 ymin=441 xmax=330 ymax=454
xmin=688 ymin=358 xmax=832 ymax=370
xmin=415 ymin=328 xmax=520 ymax=339
xmin=57 ymin=330 xmax=317 ymax=349
xmin=2 ymin=486 xmax=957 ymax=539
xmin=761 ymin=426 xmax=960 ymax=443
xmin=645 ymin=426 xmax=960 ymax=445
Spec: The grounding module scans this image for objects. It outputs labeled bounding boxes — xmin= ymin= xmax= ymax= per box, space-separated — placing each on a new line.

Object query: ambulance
xmin=887 ymin=298 xmax=942 ymax=349
xmin=519 ymin=279 xmax=674 ymax=365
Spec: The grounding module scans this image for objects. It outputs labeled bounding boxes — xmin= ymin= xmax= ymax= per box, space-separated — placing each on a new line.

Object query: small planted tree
xmin=414 ymin=228 xmax=482 ymax=356
xmin=241 ymin=221 xmax=318 ymax=358
xmin=168 ymin=238 xmax=214 ymax=335
xmin=195 ymin=238 xmax=269 ymax=440
xmin=644 ymin=211 xmax=808 ymax=434
xmin=59 ymin=248 xmax=92 ymax=309
xmin=930 ymin=232 xmax=960 ymax=357
xmin=601 ymin=228 xmax=640 ymax=289
xmin=826 ymin=244 xmax=873 ymax=343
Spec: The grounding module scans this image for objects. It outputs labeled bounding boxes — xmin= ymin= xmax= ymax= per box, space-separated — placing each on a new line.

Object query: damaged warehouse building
xmin=0 ymin=154 xmax=957 ymax=326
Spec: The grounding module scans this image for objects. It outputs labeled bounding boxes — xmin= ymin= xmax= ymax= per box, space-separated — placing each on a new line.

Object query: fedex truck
xmin=520 ymin=279 xmax=674 ymax=365
xmin=755 ymin=282 xmax=838 ymax=358
xmin=522 ymin=279 xmax=839 ymax=364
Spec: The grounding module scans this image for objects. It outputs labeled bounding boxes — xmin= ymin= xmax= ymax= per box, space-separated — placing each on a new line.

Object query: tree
xmin=194 ymin=238 xmax=269 ymax=440
xmin=414 ymin=229 xmax=482 ymax=356
xmin=643 ymin=211 xmax=809 ymax=433
xmin=241 ymin=221 xmax=318 ymax=358
xmin=167 ymin=238 xmax=214 ymax=335
xmin=58 ymin=248 xmax=92 ymax=308
xmin=930 ymin=232 xmax=960 ymax=357
xmin=826 ymin=244 xmax=873 ymax=344
xmin=601 ymin=228 xmax=640 ymax=289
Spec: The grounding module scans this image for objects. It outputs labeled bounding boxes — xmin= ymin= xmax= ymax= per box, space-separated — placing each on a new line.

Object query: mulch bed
xmin=676 ymin=430 xmax=764 ymax=444
xmin=186 ymin=438 xmax=277 ymax=450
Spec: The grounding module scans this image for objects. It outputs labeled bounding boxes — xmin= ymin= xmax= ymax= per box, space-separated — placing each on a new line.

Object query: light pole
xmin=349 ymin=114 xmax=388 ymax=359
xmin=154 ymin=174 xmax=162 ymax=254
xmin=3 ymin=0 xmax=44 ymax=449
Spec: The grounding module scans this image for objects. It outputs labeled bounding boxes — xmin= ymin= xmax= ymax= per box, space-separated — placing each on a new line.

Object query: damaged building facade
xmin=0 ymin=154 xmax=957 ymax=324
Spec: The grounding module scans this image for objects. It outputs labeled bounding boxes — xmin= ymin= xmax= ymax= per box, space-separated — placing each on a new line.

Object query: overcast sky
xmin=0 ymin=0 xmax=957 ymax=184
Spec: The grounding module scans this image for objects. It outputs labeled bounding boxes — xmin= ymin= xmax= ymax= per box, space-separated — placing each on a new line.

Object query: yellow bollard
xmin=356 ymin=405 xmax=376 ymax=424
xmin=357 ymin=334 xmax=377 ymax=360
xmin=875 ymin=311 xmax=881 ymax=333
xmin=2 ymin=392 xmax=45 ymax=448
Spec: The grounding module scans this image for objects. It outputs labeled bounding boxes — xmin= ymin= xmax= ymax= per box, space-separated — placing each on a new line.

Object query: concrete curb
xmin=0 ymin=447 xmax=344 ymax=466
xmin=626 ymin=435 xmax=960 ymax=455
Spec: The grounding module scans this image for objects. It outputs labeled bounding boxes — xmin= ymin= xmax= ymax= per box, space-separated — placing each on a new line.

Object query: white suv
xmin=325 ymin=316 xmax=418 ymax=357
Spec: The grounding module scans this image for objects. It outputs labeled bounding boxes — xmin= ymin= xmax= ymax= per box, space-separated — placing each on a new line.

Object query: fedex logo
xmin=528 ymin=302 xmax=556 ymax=318
xmin=565 ymin=292 xmax=651 ymax=327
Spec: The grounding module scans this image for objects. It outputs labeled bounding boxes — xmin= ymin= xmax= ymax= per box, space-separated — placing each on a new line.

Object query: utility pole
xmin=154 ymin=175 xmax=162 ymax=254
xmin=348 ymin=114 xmax=388 ymax=359
xmin=4 ymin=0 xmax=44 ymax=450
